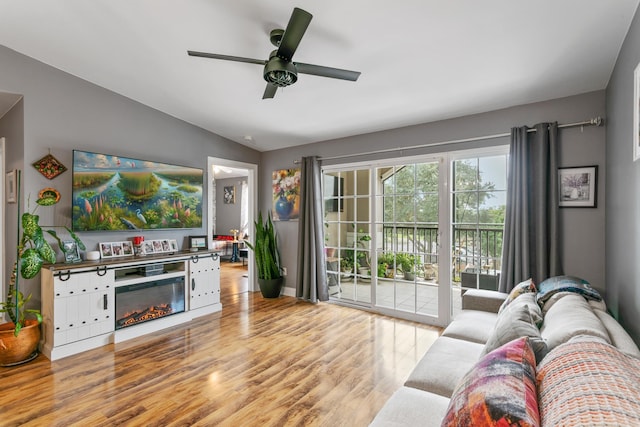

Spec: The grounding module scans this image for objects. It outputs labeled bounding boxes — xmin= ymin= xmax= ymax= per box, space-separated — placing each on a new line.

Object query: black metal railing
xmin=382 ymin=225 xmax=504 ymax=287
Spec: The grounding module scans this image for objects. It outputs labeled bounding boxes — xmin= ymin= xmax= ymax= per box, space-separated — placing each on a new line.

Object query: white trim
xmin=0 ymin=137 xmax=4 ymax=320
xmin=207 ymin=157 xmax=258 ymax=292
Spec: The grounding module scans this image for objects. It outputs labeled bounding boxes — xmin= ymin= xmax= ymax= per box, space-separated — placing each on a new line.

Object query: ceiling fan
xmin=188 ymin=7 xmax=361 ymax=99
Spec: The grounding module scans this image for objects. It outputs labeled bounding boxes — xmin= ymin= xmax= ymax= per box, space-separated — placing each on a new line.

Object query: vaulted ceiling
xmin=1 ymin=1 xmax=638 ymax=151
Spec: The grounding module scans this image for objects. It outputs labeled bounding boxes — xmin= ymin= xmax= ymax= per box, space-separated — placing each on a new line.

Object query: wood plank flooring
xmin=0 ymin=263 xmax=442 ymax=426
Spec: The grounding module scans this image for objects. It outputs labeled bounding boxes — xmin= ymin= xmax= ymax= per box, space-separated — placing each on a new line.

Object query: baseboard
xmin=282 ymin=286 xmax=296 ymax=297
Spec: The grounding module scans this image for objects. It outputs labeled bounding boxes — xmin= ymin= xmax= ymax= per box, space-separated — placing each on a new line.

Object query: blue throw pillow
xmin=537 ymin=275 xmax=601 ymax=304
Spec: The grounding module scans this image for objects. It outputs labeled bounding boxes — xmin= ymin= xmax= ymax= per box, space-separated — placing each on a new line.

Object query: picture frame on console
xmin=189 ymin=235 xmax=208 ymax=251
xmin=558 ymin=165 xmax=598 ymax=208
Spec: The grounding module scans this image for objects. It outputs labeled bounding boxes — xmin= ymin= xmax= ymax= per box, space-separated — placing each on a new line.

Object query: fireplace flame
xmin=117 ymin=304 xmax=174 ymax=328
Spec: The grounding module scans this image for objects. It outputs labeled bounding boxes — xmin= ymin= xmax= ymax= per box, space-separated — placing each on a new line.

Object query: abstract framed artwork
xmin=558 ymin=165 xmax=598 ymax=208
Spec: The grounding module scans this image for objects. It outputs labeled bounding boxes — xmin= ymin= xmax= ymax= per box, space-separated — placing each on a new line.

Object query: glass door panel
xmin=324 ymin=169 xmax=371 ymax=305
xmin=374 ymin=160 xmax=441 ymax=319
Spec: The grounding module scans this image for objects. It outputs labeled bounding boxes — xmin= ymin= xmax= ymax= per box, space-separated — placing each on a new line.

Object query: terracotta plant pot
xmin=0 ymin=319 xmax=40 ymax=366
xmin=258 ymin=277 xmax=284 ymax=298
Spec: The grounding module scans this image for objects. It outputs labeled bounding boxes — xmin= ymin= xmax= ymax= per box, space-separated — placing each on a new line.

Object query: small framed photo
xmin=122 ymin=241 xmax=134 ymax=256
xmin=62 ymin=240 xmax=81 ymax=263
xmin=152 ymin=240 xmax=163 ymax=253
xmin=111 ymin=242 xmax=123 ymax=257
xmin=189 ymin=235 xmax=208 ymax=251
xmin=169 ymin=239 xmax=178 ymax=252
xmin=223 ymin=186 xmax=235 ymax=204
xmin=558 ymin=166 xmax=598 ymax=208
xmin=6 ymin=170 xmax=16 ymax=203
xmin=99 ymin=243 xmax=113 ymax=258
xmin=143 ymin=241 xmax=155 ymax=254
xmin=634 ymin=62 xmax=640 ymax=161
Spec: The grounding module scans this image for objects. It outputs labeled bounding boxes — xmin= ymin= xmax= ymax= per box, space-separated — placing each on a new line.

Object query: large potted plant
xmin=246 ymin=212 xmax=283 ymax=298
xmin=0 ymin=172 xmax=85 ymax=365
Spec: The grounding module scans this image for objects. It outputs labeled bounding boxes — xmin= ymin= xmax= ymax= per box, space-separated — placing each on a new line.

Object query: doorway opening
xmin=207 ymin=157 xmax=257 ymax=296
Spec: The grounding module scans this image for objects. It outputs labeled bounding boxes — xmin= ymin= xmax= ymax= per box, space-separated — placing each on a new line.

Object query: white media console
xmin=40 ymin=251 xmax=221 ymax=361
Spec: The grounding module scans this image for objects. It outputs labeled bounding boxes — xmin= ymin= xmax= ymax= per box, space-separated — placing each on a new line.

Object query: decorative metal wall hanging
xmin=32 ymin=153 xmax=67 ymax=179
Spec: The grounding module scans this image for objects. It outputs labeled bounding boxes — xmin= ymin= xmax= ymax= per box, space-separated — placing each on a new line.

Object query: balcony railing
xmin=381 ymin=225 xmax=504 ymax=288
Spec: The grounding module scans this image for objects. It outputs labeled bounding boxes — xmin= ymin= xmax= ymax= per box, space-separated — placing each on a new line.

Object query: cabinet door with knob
xmin=43 ymin=267 xmax=115 ymax=348
xmin=188 ymin=253 xmax=221 ymax=310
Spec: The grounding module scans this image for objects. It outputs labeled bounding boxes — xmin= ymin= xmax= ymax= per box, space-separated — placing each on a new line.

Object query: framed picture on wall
xmin=223 ymin=186 xmax=235 ymax=204
xmin=558 ymin=165 xmax=598 ymax=208
xmin=6 ymin=170 xmax=16 ymax=203
xmin=634 ymin=62 xmax=640 ymax=161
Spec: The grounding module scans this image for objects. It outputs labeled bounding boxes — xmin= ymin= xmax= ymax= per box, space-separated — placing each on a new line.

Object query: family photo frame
xmin=100 ymin=239 xmax=177 ymax=258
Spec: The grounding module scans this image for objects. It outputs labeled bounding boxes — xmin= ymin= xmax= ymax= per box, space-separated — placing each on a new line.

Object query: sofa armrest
xmin=461 ymin=289 xmax=509 ymax=313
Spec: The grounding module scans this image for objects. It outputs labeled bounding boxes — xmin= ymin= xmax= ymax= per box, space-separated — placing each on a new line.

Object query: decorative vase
xmin=274 ymin=195 xmax=294 ymax=221
xmin=0 ymin=320 xmax=40 ymax=366
xmin=258 ymin=277 xmax=284 ymax=298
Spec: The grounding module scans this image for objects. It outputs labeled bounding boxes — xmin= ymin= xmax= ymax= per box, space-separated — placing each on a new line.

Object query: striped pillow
xmin=537 ymin=336 xmax=640 ymax=426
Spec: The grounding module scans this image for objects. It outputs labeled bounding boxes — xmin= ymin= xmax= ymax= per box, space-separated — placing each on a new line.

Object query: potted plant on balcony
xmin=398 ymin=253 xmax=420 ymax=281
xmin=0 ymin=175 xmax=86 ymax=366
xmin=246 ymin=211 xmax=283 ymax=298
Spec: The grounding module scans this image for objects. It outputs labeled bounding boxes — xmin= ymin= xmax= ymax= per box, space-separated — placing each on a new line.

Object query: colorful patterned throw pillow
xmin=537 ymin=336 xmax=640 ymax=426
xmin=441 ymin=337 xmax=540 ymax=427
xmin=536 ymin=275 xmax=601 ymax=305
xmin=499 ymin=278 xmax=537 ymax=314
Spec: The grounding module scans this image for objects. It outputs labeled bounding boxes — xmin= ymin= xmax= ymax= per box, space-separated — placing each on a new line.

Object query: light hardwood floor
xmin=0 ymin=262 xmax=442 ymax=426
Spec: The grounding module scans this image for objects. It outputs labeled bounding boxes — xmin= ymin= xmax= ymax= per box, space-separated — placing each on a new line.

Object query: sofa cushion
xmin=442 ymin=337 xmax=540 ymax=427
xmin=369 ymin=387 xmax=450 ymax=427
xmin=537 ymin=336 xmax=640 ymax=427
xmin=593 ymin=309 xmax=640 ymax=359
xmin=537 ymin=275 xmax=602 ymax=305
xmin=405 ymin=336 xmax=485 ymax=398
xmin=441 ymin=310 xmax=498 ymax=344
xmin=540 ymin=293 xmax=610 ymax=351
xmin=498 ymin=278 xmax=536 ymax=313
xmin=461 ymin=289 xmax=509 ymax=313
xmin=482 ymin=303 xmax=548 ymax=363
xmin=502 ymin=292 xmax=543 ymax=327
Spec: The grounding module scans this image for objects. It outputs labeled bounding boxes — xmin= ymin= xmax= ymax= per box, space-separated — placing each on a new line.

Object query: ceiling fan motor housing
xmin=264 ymin=50 xmax=298 ymax=87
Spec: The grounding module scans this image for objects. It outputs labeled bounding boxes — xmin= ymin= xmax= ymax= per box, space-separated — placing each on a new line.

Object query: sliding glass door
xmin=323 ymin=148 xmax=507 ymax=326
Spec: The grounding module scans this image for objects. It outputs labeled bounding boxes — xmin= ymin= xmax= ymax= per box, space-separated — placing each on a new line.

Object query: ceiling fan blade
xmin=187 ymin=50 xmax=266 ymax=66
xmin=263 ymin=84 xmax=278 ymax=99
xmin=295 ymin=62 xmax=361 ymax=81
xmin=276 ymin=8 xmax=312 ymax=61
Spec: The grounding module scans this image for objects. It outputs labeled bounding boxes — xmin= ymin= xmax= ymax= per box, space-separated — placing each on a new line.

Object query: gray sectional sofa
xmin=370 ymin=288 xmax=640 ymax=426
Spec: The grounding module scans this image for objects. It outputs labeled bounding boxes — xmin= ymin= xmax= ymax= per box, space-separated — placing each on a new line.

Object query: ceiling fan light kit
xmin=188 ymin=7 xmax=360 ymax=99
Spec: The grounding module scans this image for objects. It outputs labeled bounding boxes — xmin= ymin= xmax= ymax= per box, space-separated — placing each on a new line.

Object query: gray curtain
xmin=296 ymin=156 xmax=329 ymax=302
xmin=499 ymin=122 xmax=562 ymax=292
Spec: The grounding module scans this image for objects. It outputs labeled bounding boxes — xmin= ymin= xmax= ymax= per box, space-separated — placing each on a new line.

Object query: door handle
xmin=103 ymin=294 xmax=108 ymax=310
xmin=191 ymin=278 xmax=196 ymax=291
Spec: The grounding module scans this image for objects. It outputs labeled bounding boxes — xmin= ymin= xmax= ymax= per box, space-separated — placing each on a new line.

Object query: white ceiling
xmin=0 ymin=1 xmax=638 ymax=152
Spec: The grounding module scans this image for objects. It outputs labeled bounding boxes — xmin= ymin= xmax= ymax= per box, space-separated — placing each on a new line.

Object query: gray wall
xmin=0 ymin=44 xmax=260 ymax=309
xmin=215 ymin=177 xmax=247 ymax=236
xmin=261 ymin=91 xmax=607 ymax=294
xmin=605 ymin=5 xmax=640 ymax=344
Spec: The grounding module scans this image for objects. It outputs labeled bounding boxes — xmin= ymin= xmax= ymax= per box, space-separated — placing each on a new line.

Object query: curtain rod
xmin=296 ymin=116 xmax=603 ymax=164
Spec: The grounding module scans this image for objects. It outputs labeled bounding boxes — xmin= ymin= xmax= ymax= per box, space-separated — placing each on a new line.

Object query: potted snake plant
xmin=245 ymin=211 xmax=283 ymax=298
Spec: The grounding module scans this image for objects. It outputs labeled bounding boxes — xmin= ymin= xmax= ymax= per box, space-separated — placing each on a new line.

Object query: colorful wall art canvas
xmin=272 ymin=168 xmax=301 ymax=221
xmin=72 ymin=150 xmax=203 ymax=231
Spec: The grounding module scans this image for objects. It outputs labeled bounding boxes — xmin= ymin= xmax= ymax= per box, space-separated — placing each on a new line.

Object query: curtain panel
xmin=499 ymin=122 xmax=562 ymax=292
xmin=296 ymin=156 xmax=329 ymax=302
